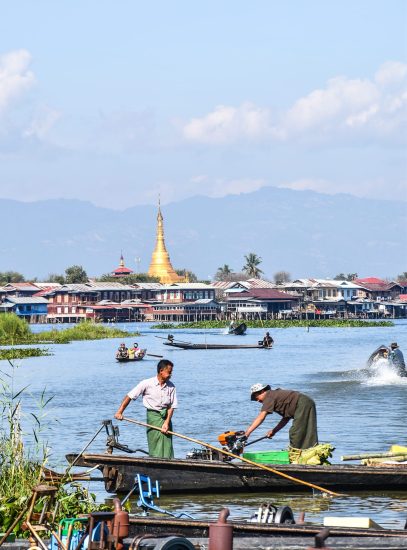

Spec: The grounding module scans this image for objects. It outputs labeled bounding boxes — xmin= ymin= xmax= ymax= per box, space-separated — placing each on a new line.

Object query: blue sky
xmin=0 ymin=1 xmax=406 ymax=208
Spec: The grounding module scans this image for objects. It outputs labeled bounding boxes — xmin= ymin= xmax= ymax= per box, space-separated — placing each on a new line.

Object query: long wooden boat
xmin=228 ymin=322 xmax=247 ymax=335
xmin=163 ymin=340 xmax=265 ymax=350
xmin=127 ymin=515 xmax=407 ymax=545
xmin=66 ymin=453 xmax=407 ymax=494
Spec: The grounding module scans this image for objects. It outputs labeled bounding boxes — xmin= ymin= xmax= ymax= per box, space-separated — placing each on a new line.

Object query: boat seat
xmin=133 ymin=474 xmax=194 ymax=519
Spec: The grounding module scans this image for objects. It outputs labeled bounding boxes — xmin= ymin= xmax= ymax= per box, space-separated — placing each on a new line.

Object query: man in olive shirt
xmin=244 ymin=383 xmax=318 ymax=449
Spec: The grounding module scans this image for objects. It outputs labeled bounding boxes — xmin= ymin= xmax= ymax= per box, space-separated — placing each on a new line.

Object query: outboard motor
xmin=249 ymin=503 xmax=295 ymax=524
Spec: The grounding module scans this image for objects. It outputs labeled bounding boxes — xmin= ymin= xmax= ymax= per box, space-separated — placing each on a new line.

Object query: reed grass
xmin=0 ymin=361 xmax=109 ymax=536
xmin=0 ymin=314 xmax=138 ymax=346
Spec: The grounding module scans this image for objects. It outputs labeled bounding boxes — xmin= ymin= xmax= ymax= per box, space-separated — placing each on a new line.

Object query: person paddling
xmin=242 ymin=383 xmax=318 ymax=450
xmin=114 ymin=359 xmax=177 ymax=458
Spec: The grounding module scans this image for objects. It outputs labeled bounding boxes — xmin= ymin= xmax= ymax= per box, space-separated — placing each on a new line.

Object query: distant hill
xmin=1 ymin=187 xmax=406 ymax=280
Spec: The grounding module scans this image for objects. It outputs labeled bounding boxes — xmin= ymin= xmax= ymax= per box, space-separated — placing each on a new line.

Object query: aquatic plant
xmin=152 ymin=319 xmax=394 ymax=329
xmin=32 ymin=321 xmax=138 ymax=344
xmin=0 ymin=314 xmax=31 ymax=345
xmin=0 ymin=314 xmax=139 ymax=346
xmin=0 ymin=348 xmax=51 ymax=361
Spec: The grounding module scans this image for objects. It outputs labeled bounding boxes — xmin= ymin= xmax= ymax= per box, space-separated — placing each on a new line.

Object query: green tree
xmin=242 ymin=253 xmax=263 ymax=278
xmin=0 ymin=271 xmax=25 ymax=284
xmin=64 ymin=265 xmax=88 ymax=284
xmin=396 ymin=272 xmax=407 ymax=281
xmin=47 ymin=273 xmax=66 ymax=284
xmin=97 ymin=273 xmax=160 ymax=283
xmin=176 ymin=269 xmax=198 ymax=282
xmin=334 ymin=273 xmax=358 ymax=281
xmin=274 ymin=271 xmax=291 ymax=284
xmin=214 ymin=264 xmax=233 ymax=281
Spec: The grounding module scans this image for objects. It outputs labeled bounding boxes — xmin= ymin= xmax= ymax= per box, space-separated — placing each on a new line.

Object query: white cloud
xmin=182 ymin=61 xmax=407 ymax=145
xmin=183 ymin=102 xmax=271 ymax=144
xmin=0 ymin=49 xmax=35 ymax=114
xmin=375 ymin=61 xmax=407 ymax=87
xmin=24 ymin=105 xmax=61 ymax=139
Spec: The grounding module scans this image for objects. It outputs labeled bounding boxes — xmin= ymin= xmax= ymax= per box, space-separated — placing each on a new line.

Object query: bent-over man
xmin=243 ymin=383 xmax=318 ymax=450
xmin=114 ymin=359 xmax=177 ymax=458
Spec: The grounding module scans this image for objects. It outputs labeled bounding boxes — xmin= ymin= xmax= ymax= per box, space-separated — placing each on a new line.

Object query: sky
xmin=0 ymin=1 xmax=406 ymax=209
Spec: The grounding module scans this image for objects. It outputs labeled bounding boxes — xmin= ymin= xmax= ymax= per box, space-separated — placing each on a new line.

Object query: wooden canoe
xmin=66 ymin=453 xmax=407 ymax=494
xmin=116 ymin=350 xmax=146 ymax=362
xmin=163 ymin=341 xmax=265 ymax=350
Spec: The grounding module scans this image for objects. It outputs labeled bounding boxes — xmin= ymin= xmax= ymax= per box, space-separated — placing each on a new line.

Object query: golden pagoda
xmin=148 ymin=200 xmax=182 ymax=283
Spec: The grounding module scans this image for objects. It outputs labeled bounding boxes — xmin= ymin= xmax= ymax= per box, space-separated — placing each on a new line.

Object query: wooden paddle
xmin=121 ymin=416 xmax=343 ymax=497
xmin=145 ymin=353 xmax=164 ymax=359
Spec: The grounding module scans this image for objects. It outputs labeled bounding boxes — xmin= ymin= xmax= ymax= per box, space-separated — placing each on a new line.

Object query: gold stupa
xmin=148 ymin=200 xmax=182 ymax=283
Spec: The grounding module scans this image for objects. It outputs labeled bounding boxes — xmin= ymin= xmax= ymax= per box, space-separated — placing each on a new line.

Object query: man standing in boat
xmin=242 ymin=383 xmax=318 ymax=450
xmin=389 ymin=342 xmax=407 ymax=377
xmin=114 ymin=359 xmax=177 ymax=458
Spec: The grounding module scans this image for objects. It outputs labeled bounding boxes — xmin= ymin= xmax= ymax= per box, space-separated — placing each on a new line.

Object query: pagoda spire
xmin=148 ymin=199 xmax=182 ymax=283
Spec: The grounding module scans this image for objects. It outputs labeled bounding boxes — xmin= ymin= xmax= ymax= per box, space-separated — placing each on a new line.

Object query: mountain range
xmin=1 ymin=187 xmax=406 ymax=280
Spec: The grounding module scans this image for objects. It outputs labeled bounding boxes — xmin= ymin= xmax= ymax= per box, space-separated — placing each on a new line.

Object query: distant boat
xmin=228 ymin=322 xmax=247 ymax=335
xmin=116 ymin=349 xmax=146 ymax=362
xmin=163 ymin=337 xmax=265 ymax=350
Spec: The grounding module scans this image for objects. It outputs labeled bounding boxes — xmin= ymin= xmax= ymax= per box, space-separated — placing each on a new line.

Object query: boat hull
xmin=163 ymin=342 xmax=264 ymax=349
xmin=66 ymin=453 xmax=407 ymax=494
xmin=127 ymin=515 xmax=407 ymax=543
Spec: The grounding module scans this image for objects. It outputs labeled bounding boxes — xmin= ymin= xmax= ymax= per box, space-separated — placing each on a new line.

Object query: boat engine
xmin=185 ymin=447 xmax=223 ymax=461
xmin=217 ymin=430 xmax=247 ymax=456
xmin=249 ymin=503 xmax=295 ymax=524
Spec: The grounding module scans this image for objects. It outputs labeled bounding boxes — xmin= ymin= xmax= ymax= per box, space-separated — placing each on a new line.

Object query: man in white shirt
xmin=114 ymin=359 xmax=177 ymax=458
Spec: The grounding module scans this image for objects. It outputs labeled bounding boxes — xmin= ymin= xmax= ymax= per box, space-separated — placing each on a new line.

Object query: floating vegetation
xmin=0 ymin=347 xmax=51 ymax=361
xmin=152 ymin=319 xmax=394 ymax=329
xmin=0 ymin=314 xmax=139 ymax=346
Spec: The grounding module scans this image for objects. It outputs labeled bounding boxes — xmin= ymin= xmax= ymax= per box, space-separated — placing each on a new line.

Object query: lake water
xmin=3 ymin=321 xmax=407 ymax=528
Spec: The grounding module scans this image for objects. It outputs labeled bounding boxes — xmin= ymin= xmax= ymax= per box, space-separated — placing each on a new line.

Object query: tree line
xmin=1 ymin=265 xmax=406 ymax=286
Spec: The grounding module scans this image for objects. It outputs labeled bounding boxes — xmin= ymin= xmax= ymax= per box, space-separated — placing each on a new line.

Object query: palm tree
xmin=242 ymin=253 xmax=263 ymax=278
xmin=214 ymin=264 xmax=233 ymax=281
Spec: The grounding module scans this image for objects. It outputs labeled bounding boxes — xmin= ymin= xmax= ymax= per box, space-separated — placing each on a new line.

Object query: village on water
xmin=1 ymin=205 xmax=407 ymax=324
xmin=1 ymin=201 xmax=407 ymax=550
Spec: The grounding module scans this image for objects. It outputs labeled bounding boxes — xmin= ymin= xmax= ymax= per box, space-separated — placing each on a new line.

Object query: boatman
xmin=262 ymin=332 xmax=274 ymax=348
xmin=242 ymin=383 xmax=318 ymax=450
xmin=389 ymin=343 xmax=407 ymax=377
xmin=114 ymin=359 xmax=177 ymax=458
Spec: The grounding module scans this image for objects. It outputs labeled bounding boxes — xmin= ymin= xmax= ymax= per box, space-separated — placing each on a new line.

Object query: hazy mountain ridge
xmin=1 ymin=188 xmax=406 ymax=279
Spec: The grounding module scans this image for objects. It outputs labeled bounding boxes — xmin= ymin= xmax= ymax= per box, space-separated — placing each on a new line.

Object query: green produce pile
xmin=289 ymin=443 xmax=335 ymax=465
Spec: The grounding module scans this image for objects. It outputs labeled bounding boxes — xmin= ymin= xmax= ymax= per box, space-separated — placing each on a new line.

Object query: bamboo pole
xmin=121 ymin=416 xmax=343 ymax=497
xmin=341 ymin=451 xmax=407 ymax=461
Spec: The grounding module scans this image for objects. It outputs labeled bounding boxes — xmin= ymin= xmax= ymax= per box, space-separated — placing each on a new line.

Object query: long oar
xmin=121 ymin=417 xmax=343 ymax=497
xmin=154 ymin=335 xmax=193 ymax=345
xmin=145 ymin=353 xmax=164 ymax=359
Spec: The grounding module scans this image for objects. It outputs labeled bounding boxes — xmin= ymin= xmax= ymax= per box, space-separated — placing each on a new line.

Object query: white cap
xmin=250 ymin=383 xmax=270 ymax=401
